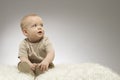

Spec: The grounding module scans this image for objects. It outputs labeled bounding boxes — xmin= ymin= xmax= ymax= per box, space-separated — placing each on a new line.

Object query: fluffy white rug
xmin=0 ymin=63 xmax=120 ymax=80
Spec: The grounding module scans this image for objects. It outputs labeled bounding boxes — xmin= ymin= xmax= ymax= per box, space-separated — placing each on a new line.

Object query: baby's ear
xmin=22 ymin=29 xmax=28 ymax=36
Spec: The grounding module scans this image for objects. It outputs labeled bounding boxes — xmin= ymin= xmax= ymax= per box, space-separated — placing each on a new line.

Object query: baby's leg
xmin=34 ymin=66 xmax=43 ymax=76
xmin=18 ymin=62 xmax=35 ymax=76
xmin=34 ymin=63 xmax=54 ymax=76
xmin=49 ymin=63 xmax=55 ymax=68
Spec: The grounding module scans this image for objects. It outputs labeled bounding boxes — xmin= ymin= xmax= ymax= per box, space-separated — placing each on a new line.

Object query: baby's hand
xmin=30 ymin=63 xmax=37 ymax=71
xmin=38 ymin=60 xmax=49 ymax=72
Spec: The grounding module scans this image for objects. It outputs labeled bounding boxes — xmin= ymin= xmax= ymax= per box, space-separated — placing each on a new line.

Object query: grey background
xmin=0 ymin=0 xmax=120 ymax=74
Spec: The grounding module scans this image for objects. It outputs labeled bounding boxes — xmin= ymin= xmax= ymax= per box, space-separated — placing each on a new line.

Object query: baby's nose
xmin=37 ymin=26 xmax=42 ymax=30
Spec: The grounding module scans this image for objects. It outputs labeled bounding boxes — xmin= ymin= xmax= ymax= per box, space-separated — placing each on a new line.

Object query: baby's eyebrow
xmin=41 ymin=23 xmax=43 ymax=26
xmin=39 ymin=22 xmax=43 ymax=26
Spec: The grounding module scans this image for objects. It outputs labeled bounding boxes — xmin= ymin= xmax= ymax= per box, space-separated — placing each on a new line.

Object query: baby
xmin=17 ymin=14 xmax=55 ymax=76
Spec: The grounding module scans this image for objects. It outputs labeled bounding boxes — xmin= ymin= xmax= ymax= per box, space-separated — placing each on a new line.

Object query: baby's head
xmin=20 ymin=14 xmax=45 ymax=42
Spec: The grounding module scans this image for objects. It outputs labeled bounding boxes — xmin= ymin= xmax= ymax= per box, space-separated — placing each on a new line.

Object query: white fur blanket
xmin=0 ymin=63 xmax=120 ymax=80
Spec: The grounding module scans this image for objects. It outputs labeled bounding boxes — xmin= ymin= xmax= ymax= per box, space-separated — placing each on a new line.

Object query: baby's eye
xmin=32 ymin=24 xmax=37 ymax=27
xmin=40 ymin=24 xmax=43 ymax=27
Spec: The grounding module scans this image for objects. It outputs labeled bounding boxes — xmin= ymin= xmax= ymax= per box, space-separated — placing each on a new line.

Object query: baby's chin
xmin=37 ymin=35 xmax=44 ymax=40
xmin=38 ymin=34 xmax=44 ymax=38
xmin=30 ymin=36 xmax=44 ymax=43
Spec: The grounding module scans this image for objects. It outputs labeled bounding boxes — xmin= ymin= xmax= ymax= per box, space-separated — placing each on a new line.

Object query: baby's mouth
xmin=38 ymin=31 xmax=42 ymax=34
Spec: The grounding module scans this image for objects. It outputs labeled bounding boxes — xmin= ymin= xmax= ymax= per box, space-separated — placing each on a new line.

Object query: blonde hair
xmin=20 ymin=14 xmax=40 ymax=29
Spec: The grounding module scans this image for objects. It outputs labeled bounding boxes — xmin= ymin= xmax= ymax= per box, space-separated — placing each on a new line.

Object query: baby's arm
xmin=18 ymin=40 xmax=37 ymax=71
xmin=43 ymin=50 xmax=55 ymax=64
xmin=19 ymin=56 xmax=37 ymax=71
xmin=38 ymin=49 xmax=55 ymax=71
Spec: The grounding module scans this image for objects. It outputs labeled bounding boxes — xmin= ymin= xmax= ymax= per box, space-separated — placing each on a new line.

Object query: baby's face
xmin=23 ymin=16 xmax=45 ymax=42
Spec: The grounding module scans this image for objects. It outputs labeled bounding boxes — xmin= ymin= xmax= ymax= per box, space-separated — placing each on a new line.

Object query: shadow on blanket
xmin=0 ymin=63 xmax=120 ymax=80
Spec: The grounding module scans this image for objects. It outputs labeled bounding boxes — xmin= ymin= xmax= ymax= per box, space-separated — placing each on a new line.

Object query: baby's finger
xmin=31 ymin=67 xmax=35 ymax=71
xmin=44 ymin=65 xmax=49 ymax=71
xmin=40 ymin=65 xmax=44 ymax=71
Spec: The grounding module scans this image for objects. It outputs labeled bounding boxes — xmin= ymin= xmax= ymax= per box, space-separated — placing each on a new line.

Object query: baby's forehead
xmin=26 ymin=16 xmax=42 ymax=21
xmin=25 ymin=16 xmax=43 ymax=23
xmin=22 ymin=16 xmax=43 ymax=28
